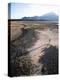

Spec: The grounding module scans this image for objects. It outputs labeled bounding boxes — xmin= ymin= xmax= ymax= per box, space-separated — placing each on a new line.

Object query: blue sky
xmin=8 ymin=3 xmax=59 ymax=19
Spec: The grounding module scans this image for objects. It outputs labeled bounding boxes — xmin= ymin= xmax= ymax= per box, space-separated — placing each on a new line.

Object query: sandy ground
xmin=27 ymin=29 xmax=58 ymax=64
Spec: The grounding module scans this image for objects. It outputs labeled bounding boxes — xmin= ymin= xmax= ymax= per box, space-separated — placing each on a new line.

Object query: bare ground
xmin=27 ymin=29 xmax=58 ymax=64
xmin=9 ymin=21 xmax=58 ymax=76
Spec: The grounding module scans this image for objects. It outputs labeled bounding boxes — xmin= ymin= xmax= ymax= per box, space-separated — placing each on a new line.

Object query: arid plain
xmin=9 ymin=20 xmax=58 ymax=76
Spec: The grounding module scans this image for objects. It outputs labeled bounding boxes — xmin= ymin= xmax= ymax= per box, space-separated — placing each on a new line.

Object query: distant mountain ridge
xmin=21 ymin=12 xmax=58 ymax=21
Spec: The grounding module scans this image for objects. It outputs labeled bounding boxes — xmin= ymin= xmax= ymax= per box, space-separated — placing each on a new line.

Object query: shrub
xmin=15 ymin=55 xmax=35 ymax=76
xmin=39 ymin=45 xmax=58 ymax=74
